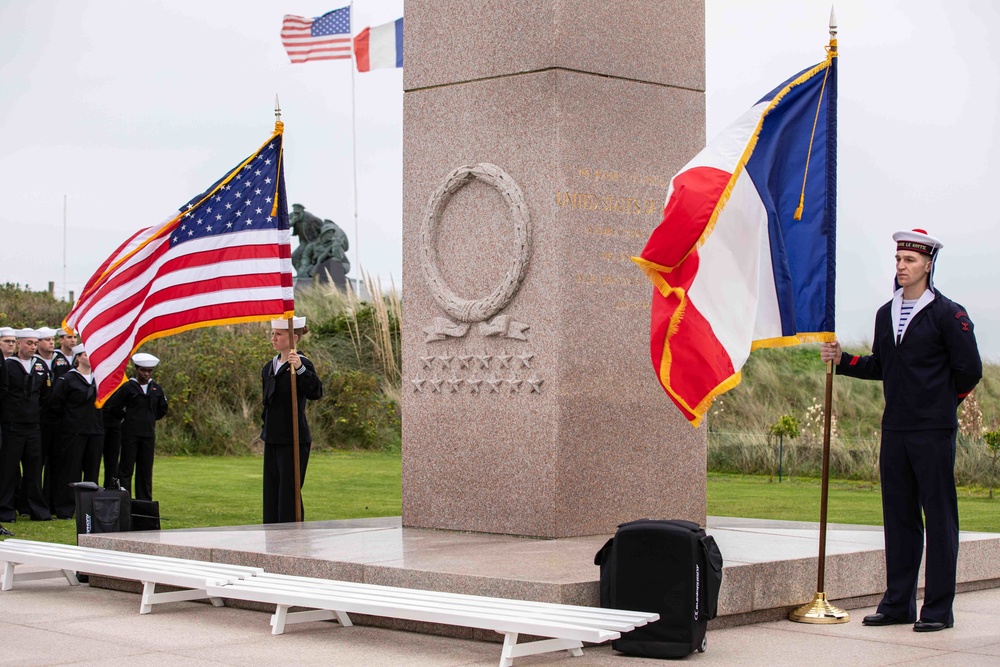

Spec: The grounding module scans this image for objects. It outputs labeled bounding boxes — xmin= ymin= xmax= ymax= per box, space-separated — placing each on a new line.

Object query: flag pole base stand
xmin=788 ymin=592 xmax=850 ymax=624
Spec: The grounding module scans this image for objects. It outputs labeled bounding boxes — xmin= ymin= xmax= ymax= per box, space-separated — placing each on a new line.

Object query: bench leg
xmin=2 ymin=561 xmax=14 ymax=591
xmin=139 ymin=581 xmax=215 ymax=614
xmin=271 ymin=606 xmax=352 ymax=635
xmin=2 ymin=563 xmax=79 ymax=590
xmin=271 ymin=604 xmax=289 ymax=635
xmin=498 ymin=633 xmax=584 ymax=667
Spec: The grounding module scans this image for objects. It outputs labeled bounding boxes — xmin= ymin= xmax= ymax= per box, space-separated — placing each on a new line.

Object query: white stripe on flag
xmin=687 ymin=169 xmax=774 ymax=372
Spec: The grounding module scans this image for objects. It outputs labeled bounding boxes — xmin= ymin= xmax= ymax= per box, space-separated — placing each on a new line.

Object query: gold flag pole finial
xmin=274 ymin=94 xmax=284 ymax=132
xmin=829 ymin=6 xmax=838 ymax=52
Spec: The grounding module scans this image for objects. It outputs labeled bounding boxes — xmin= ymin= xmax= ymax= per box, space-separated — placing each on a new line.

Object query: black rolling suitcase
xmin=594 ymin=519 xmax=723 ymax=658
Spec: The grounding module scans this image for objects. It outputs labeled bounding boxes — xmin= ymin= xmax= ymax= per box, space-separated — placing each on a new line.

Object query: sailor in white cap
xmin=104 ymin=352 xmax=168 ymax=502
xmin=260 ymin=317 xmax=323 ymax=523
xmin=31 ymin=326 xmax=72 ymax=513
xmin=821 ymin=229 xmax=982 ymax=632
xmin=47 ymin=343 xmax=102 ymax=519
xmin=56 ymin=327 xmax=78 ymax=366
xmin=0 ymin=328 xmax=52 ymax=521
xmin=32 ymin=327 xmax=70 ymax=377
xmin=0 ymin=326 xmax=15 ymax=360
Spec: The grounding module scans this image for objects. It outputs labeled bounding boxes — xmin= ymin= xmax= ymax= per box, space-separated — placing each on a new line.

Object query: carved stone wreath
xmin=419 ymin=163 xmax=531 ymax=323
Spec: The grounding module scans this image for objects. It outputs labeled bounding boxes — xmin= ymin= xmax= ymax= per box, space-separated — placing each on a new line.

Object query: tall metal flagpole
xmin=63 ymin=195 xmax=67 ymax=301
xmin=349 ymin=0 xmax=361 ymax=285
xmin=789 ymin=8 xmax=848 ymax=624
xmin=277 ymin=95 xmax=304 ymax=523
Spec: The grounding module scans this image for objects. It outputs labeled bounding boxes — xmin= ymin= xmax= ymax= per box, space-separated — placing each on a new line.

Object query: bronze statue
xmin=290 ymin=204 xmax=351 ymax=283
xmin=290 ymin=203 xmax=325 ymax=274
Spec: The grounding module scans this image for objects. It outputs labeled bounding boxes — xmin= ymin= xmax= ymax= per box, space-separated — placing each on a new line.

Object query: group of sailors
xmin=0 ymin=326 xmax=167 ymax=531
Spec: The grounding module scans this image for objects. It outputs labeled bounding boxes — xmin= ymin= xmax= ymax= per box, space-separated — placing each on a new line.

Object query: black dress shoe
xmin=0 ymin=525 xmax=13 ymax=536
xmin=862 ymin=613 xmax=912 ymax=626
xmin=913 ymin=620 xmax=953 ymax=632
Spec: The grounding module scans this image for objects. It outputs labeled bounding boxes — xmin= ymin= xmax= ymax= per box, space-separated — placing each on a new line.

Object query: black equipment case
xmin=594 ymin=519 xmax=724 ymax=658
xmin=71 ymin=482 xmax=131 ymax=535
xmin=130 ymin=499 xmax=161 ymax=531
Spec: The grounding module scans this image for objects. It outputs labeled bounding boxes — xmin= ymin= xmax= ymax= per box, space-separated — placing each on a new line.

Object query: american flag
xmin=65 ymin=127 xmax=295 ymax=406
xmin=281 ymin=7 xmax=352 ymax=64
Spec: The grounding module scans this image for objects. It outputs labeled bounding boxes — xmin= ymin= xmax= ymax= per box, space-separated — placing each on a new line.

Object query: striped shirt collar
xmin=891 ymin=288 xmax=935 ymax=344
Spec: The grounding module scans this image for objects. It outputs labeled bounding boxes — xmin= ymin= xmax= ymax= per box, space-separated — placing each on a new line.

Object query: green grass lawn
xmin=2 ymin=451 xmax=401 ymax=545
xmin=707 ymin=472 xmax=1000 ymax=533
xmin=2 ymin=457 xmax=996 ymax=546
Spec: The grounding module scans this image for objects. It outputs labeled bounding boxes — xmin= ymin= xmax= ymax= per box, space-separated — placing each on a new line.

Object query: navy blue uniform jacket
xmin=105 ymin=379 xmax=168 ymax=437
xmin=49 ymin=371 xmax=104 ymax=435
xmin=260 ymin=356 xmax=322 ymax=445
xmin=836 ymin=289 xmax=982 ymax=431
xmin=1 ymin=357 xmax=50 ymax=424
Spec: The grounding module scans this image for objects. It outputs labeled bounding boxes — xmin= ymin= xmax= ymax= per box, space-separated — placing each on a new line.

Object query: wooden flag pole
xmin=816 ymin=361 xmax=834 ymax=593
xmin=788 ymin=8 xmax=848 ymax=624
xmin=788 ymin=361 xmax=849 ymax=623
xmin=288 ymin=316 xmax=302 ymax=522
xmin=274 ymin=97 xmax=302 ymax=523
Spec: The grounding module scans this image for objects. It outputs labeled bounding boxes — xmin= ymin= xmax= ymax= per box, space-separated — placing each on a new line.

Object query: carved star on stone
xmin=496 ymin=354 xmax=512 ymax=369
xmin=428 ymin=378 xmax=443 ymax=393
xmin=485 ymin=377 xmax=503 ymax=393
xmin=420 ymin=356 xmax=435 ymax=370
xmin=411 ymin=378 xmax=426 ymax=393
xmin=507 ymin=321 xmax=530 ymax=341
xmin=446 ymin=377 xmax=463 ymax=393
xmin=476 ymin=355 xmax=493 ymax=369
xmin=439 ymin=355 xmax=454 ymax=369
xmin=517 ymin=352 xmax=534 ymax=369
xmin=466 ymin=378 xmax=483 ymax=394
xmin=458 ymin=355 xmax=474 ymax=369
xmin=508 ymin=377 xmax=523 ymax=393
xmin=526 ymin=376 xmax=544 ymax=393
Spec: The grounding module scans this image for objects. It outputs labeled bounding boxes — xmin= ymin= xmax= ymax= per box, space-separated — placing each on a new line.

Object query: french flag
xmin=354 ymin=18 xmax=403 ymax=72
xmin=634 ymin=49 xmax=838 ymax=427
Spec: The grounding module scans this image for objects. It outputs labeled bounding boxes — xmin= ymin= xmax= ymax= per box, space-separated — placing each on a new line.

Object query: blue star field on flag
xmin=173 ymin=137 xmax=287 ymax=247
xmin=311 ymin=7 xmax=350 ymax=37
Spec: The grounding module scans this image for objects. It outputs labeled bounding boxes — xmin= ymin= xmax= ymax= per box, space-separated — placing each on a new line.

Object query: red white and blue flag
xmin=354 ymin=18 xmax=404 ymax=72
xmin=65 ymin=126 xmax=294 ymax=406
xmin=281 ymin=7 xmax=352 ymax=64
xmin=634 ymin=47 xmax=838 ymax=427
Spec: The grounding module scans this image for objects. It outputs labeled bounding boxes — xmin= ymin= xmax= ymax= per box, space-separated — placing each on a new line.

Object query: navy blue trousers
xmin=262 ymin=441 xmax=310 ymax=524
xmin=876 ymin=429 xmax=959 ymax=624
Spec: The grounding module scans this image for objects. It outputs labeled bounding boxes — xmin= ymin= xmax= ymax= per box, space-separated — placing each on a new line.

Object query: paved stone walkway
xmin=3 ymin=573 xmax=999 ymax=666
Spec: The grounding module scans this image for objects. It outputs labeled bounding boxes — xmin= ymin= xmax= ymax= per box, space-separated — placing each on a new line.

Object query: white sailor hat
xmin=15 ymin=328 xmax=39 ymax=339
xmin=892 ymin=229 xmax=943 ymax=256
xmin=72 ymin=343 xmax=87 ymax=355
xmin=35 ymin=326 xmax=58 ymax=339
xmin=271 ymin=317 xmax=306 ymax=329
xmin=0 ymin=327 xmax=15 ymax=338
xmin=131 ymin=352 xmax=160 ymax=368
xmin=59 ymin=327 xmax=76 ymax=338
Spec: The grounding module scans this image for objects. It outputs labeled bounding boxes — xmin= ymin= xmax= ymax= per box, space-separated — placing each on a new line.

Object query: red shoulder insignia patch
xmin=955 ymin=310 xmax=968 ymax=319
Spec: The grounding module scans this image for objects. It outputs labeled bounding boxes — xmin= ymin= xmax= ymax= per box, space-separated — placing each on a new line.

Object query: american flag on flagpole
xmin=65 ymin=124 xmax=295 ymax=406
xmin=281 ymin=7 xmax=352 ymax=64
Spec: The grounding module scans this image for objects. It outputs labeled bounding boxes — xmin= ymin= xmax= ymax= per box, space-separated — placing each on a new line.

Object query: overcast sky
xmin=1 ymin=1 xmax=997 ymax=359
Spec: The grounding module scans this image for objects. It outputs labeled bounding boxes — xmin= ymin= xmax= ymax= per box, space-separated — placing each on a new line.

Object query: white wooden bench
xmin=0 ymin=539 xmax=263 ymax=614
xmin=206 ymin=572 xmax=659 ymax=667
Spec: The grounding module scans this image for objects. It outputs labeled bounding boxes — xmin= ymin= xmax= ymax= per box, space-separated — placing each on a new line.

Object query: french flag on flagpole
xmin=633 ymin=44 xmax=838 ymax=427
xmin=354 ymin=18 xmax=403 ymax=72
